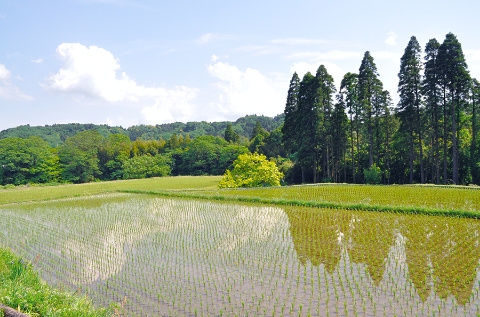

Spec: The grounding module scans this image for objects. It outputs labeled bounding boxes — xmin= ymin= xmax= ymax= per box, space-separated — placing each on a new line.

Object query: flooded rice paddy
xmin=1 ymin=193 xmax=480 ymax=316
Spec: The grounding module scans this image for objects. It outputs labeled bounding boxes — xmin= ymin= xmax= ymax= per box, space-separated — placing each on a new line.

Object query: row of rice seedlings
xmin=1 ymin=195 xmax=480 ymax=316
xmin=197 ymin=183 xmax=480 ymax=213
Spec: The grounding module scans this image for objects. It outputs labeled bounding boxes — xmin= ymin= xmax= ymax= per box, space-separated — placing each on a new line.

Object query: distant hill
xmin=0 ymin=114 xmax=284 ymax=147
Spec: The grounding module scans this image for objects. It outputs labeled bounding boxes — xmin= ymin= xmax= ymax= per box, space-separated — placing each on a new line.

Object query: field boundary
xmin=118 ymin=189 xmax=480 ymax=219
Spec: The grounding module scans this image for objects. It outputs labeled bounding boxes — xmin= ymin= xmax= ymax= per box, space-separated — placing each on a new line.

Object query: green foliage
xmin=0 ymin=248 xmax=112 ymax=316
xmin=258 ymin=128 xmax=286 ymax=158
xmin=363 ymin=163 xmax=382 ymax=184
xmin=58 ymin=130 xmax=104 ymax=183
xmin=176 ymin=136 xmax=248 ymax=176
xmin=0 ymin=136 xmax=59 ymax=185
xmin=218 ymin=153 xmax=283 ymax=188
xmin=122 ymin=154 xmax=172 ymax=179
xmin=224 ymin=123 xmax=240 ymax=143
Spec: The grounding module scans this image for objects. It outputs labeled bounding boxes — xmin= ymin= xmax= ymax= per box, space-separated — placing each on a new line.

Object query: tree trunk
xmin=351 ymin=117 xmax=355 ymax=183
xmin=434 ymin=101 xmax=440 ymax=184
xmin=443 ymin=88 xmax=448 ymax=183
xmin=472 ymin=91 xmax=478 ymax=183
xmin=409 ymin=130 xmax=414 ymax=184
xmin=415 ymin=97 xmax=425 ymax=184
xmin=451 ymin=93 xmax=458 ymax=184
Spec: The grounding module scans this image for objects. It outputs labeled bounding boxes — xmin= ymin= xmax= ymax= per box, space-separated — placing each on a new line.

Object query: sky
xmin=2 ymin=0 xmax=480 ymax=131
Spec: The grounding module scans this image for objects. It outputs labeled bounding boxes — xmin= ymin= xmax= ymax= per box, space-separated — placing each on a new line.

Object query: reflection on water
xmin=1 ymin=195 xmax=480 ymax=316
xmin=286 ymin=207 xmax=480 ymax=306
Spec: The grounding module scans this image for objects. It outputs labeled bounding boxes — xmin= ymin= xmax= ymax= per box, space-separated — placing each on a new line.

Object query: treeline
xmin=0 ymin=132 xmax=247 ymax=185
xmin=282 ymin=33 xmax=480 ymax=185
xmin=0 ymin=115 xmax=284 ymax=147
xmin=2 ymin=32 xmax=479 ymax=186
xmin=0 ymin=120 xmax=291 ymax=186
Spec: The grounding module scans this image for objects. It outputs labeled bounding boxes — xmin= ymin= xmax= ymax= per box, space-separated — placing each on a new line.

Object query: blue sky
xmin=2 ymin=0 xmax=480 ymax=130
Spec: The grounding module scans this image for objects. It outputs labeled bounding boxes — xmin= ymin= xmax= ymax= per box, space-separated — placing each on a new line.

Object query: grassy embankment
xmin=0 ymin=248 xmax=112 ymax=317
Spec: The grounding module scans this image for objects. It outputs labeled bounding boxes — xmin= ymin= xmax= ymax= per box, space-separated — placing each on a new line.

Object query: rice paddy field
xmin=1 ymin=178 xmax=480 ymax=316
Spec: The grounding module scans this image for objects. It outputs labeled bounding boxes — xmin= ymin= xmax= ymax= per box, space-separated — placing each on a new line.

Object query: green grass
xmin=0 ymin=176 xmax=222 ymax=205
xmin=0 ymin=248 xmax=113 ymax=317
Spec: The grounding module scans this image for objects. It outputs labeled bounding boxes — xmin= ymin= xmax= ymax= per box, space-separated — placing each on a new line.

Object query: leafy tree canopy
xmin=218 ymin=153 xmax=283 ymax=188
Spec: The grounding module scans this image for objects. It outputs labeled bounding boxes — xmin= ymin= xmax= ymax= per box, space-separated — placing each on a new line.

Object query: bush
xmin=218 ymin=153 xmax=283 ymax=188
xmin=122 ymin=154 xmax=172 ymax=179
xmin=363 ymin=163 xmax=382 ymax=184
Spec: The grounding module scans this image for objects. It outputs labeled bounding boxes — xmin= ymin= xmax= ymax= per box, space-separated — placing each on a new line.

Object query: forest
xmin=283 ymin=33 xmax=479 ymax=185
xmin=0 ymin=32 xmax=478 ymax=186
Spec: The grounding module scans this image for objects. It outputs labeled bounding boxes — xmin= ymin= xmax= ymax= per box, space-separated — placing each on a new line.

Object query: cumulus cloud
xmin=140 ymin=87 xmax=198 ymax=124
xmin=385 ymin=32 xmax=397 ymax=46
xmin=31 ymin=58 xmax=43 ymax=64
xmin=0 ymin=63 xmax=32 ymax=100
xmin=45 ymin=43 xmax=198 ymax=124
xmin=208 ymin=62 xmax=286 ymax=118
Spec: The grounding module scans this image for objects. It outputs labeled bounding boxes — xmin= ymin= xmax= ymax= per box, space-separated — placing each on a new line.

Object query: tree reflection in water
xmin=285 ymin=206 xmax=480 ymax=305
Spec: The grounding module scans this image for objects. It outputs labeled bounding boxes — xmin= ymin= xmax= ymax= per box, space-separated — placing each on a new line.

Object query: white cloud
xmin=210 ymin=54 xmax=228 ymax=62
xmin=31 ymin=58 xmax=43 ymax=64
xmin=196 ymin=33 xmax=234 ymax=45
xmin=45 ymin=43 xmax=198 ymax=124
xmin=0 ymin=64 xmax=10 ymax=80
xmin=140 ymin=87 xmax=198 ymax=124
xmin=208 ymin=62 xmax=286 ymax=118
xmin=385 ymin=32 xmax=397 ymax=46
xmin=271 ymin=38 xmax=329 ymax=45
xmin=197 ymin=33 xmax=215 ymax=45
xmin=0 ymin=63 xmax=32 ymax=100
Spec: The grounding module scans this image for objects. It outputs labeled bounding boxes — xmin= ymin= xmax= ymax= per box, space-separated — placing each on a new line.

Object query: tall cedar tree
xmin=382 ymin=90 xmax=394 ymax=184
xmin=438 ymin=33 xmax=470 ymax=184
xmin=339 ymin=73 xmax=359 ymax=183
xmin=296 ymin=72 xmax=317 ymax=183
xmin=471 ymin=79 xmax=480 ymax=183
xmin=282 ymin=72 xmax=300 ymax=154
xmin=423 ymin=38 xmax=442 ymax=183
xmin=358 ymin=51 xmax=382 ymax=167
xmin=332 ymin=89 xmax=349 ymax=182
xmin=397 ymin=36 xmax=424 ymax=183
xmin=315 ymin=65 xmax=336 ymax=182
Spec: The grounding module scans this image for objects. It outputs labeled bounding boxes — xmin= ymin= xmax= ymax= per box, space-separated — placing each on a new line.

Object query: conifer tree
xmin=438 ymin=33 xmax=470 ymax=184
xmin=224 ymin=123 xmax=239 ymax=143
xmin=423 ymin=38 xmax=442 ymax=183
xmin=358 ymin=51 xmax=382 ymax=168
xmin=339 ymin=72 xmax=359 ymax=182
xmin=397 ymin=36 xmax=424 ymax=183
xmin=282 ymin=72 xmax=300 ymax=154
xmin=471 ymin=79 xmax=480 ymax=183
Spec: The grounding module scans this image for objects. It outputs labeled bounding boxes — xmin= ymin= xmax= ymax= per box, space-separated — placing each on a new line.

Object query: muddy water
xmin=1 ymin=194 xmax=480 ymax=316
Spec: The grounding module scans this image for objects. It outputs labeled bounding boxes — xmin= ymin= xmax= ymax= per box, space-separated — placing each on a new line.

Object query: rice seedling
xmin=1 ymin=193 xmax=480 ymax=316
